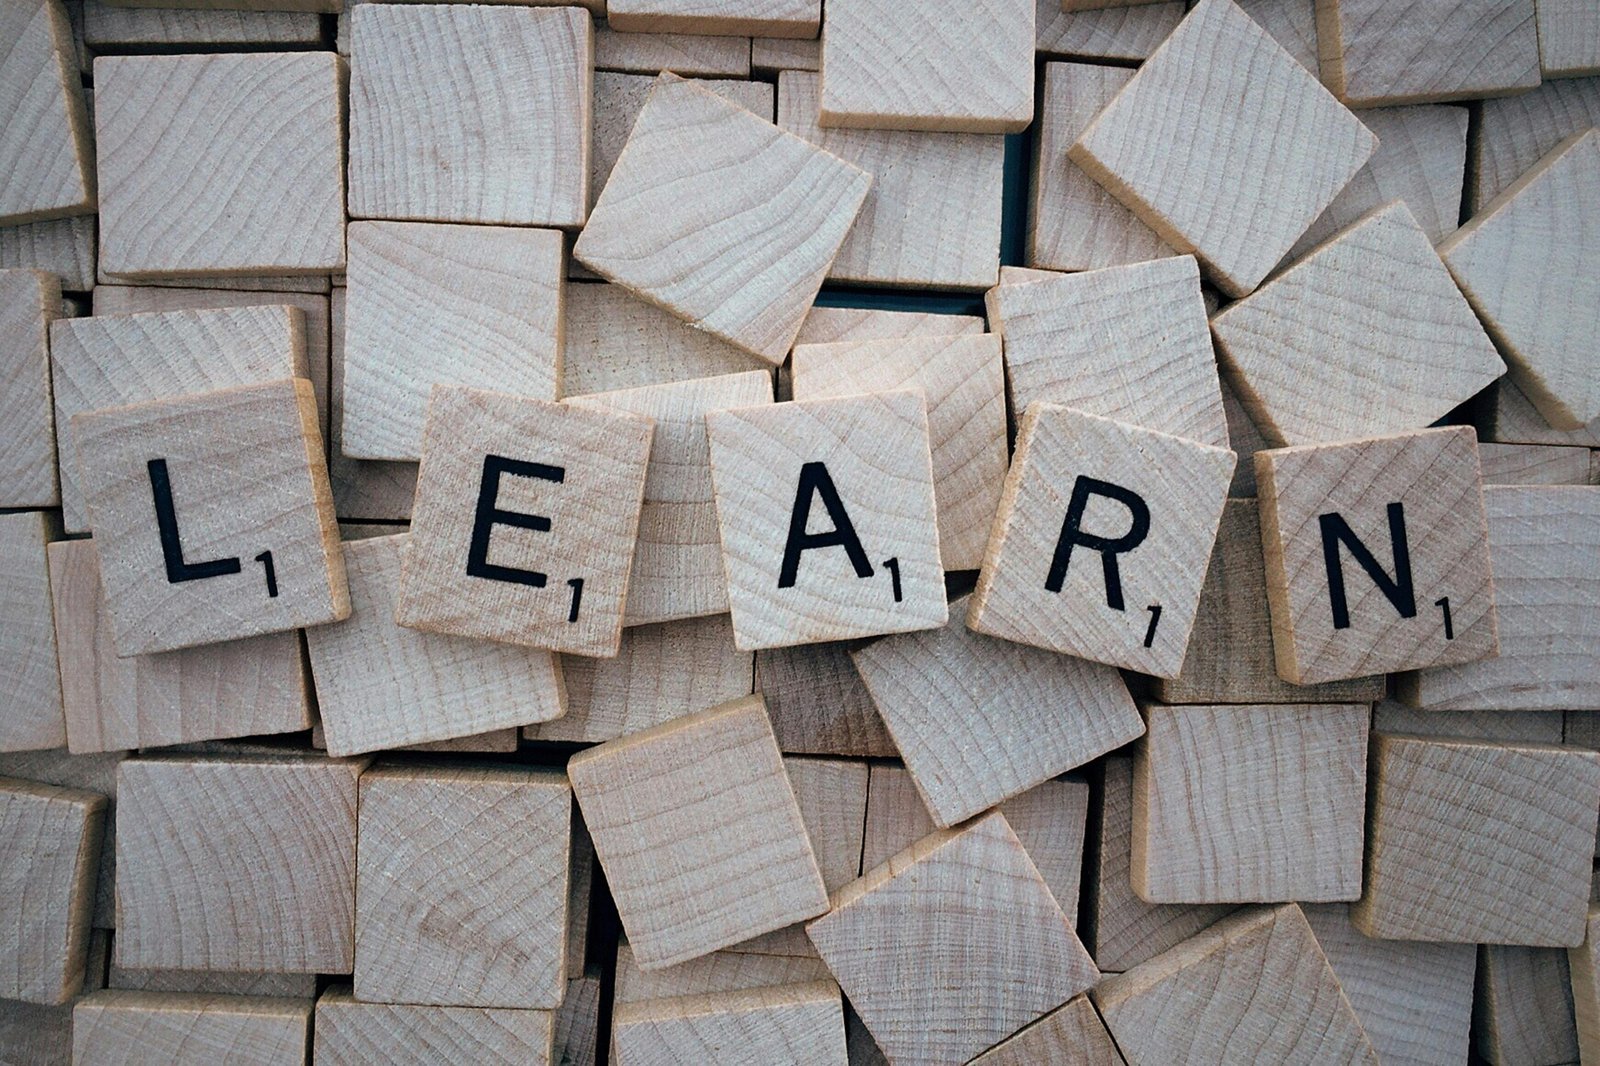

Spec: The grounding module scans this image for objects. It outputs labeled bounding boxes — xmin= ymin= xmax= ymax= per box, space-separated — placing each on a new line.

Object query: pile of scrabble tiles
xmin=3 ymin=0 xmax=1599 ymax=1061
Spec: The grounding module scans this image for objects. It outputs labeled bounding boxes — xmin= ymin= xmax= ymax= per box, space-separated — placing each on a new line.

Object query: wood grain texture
xmin=752 ymin=35 xmax=819 ymax=73
xmin=1471 ymin=74 xmax=1600 ymax=212
xmin=314 ymin=987 xmax=554 ymax=1066
xmin=1538 ymin=0 xmax=1600 ymax=76
xmin=306 ymin=534 xmax=565 ymax=757
xmin=1352 ymin=733 xmax=1600 ymax=945
xmin=819 ymin=0 xmax=1035 ymax=132
xmin=1256 ymin=426 xmax=1498 ymax=683
xmin=1476 ymin=944 xmax=1581 ymax=1064
xmin=0 ymin=748 xmax=123 ymax=930
xmin=107 ymin=965 xmax=315 ymax=998
xmin=615 ymin=944 xmax=832 ymax=1004
xmin=1374 ymin=701 xmax=1564 ymax=744
xmin=1478 ymin=442 xmax=1595 ymax=484
xmin=115 ymin=754 xmax=368 ymax=972
xmin=311 ymin=721 xmax=521 ymax=755
xmin=1572 ymin=909 xmax=1600 ymax=1065
xmin=327 ymin=287 xmax=419 ymax=521
xmin=73 ymin=991 xmax=311 ymax=1066
xmin=792 ymin=305 xmax=985 ymax=347
xmin=81 ymin=0 xmax=319 ymax=45
xmin=396 ymin=387 xmax=653 ymax=657
xmin=807 ymin=811 xmax=1099 ymax=1065
xmin=0 ymin=510 xmax=65 ymax=752
xmin=1093 ymin=904 xmax=1378 ymax=1065
xmin=611 ymin=981 xmax=847 ymax=1065
xmin=574 ymin=75 xmax=871 ymax=364
xmin=1070 ymin=0 xmax=1376 ymax=297
xmin=1238 ymin=0 xmax=1319 ymax=71
xmin=348 ymin=5 xmax=591 ymax=226
xmin=999 ymin=779 xmax=1092 ymax=922
xmin=859 ymin=762 xmax=935 ymax=873
xmin=1036 ymin=0 xmax=1185 ymax=60
xmin=754 ymin=640 xmax=896 ymax=756
xmin=551 ymin=975 xmax=601 ymax=1066
xmin=569 ymin=695 xmax=828 ymax=969
xmin=609 ymin=0 xmax=818 ymax=36
xmin=0 ymin=0 xmax=94 ymax=225
xmin=778 ymin=71 xmax=1005 ymax=289
xmin=0 ymin=269 xmax=60 ymax=507
xmin=1315 ymin=0 xmax=1541 ymax=105
xmin=969 ymin=404 xmax=1236 ymax=677
xmin=593 ymin=24 xmax=751 ymax=75
xmin=1487 ymin=375 xmax=1600 ymax=446
xmin=1220 ymin=375 xmax=1271 ymax=498
xmin=969 ymin=995 xmax=1125 ymax=1066
xmin=0 ymin=214 xmax=95 ymax=289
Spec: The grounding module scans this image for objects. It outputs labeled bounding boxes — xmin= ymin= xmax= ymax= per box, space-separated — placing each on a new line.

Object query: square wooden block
xmin=1256 ymin=425 xmax=1498 ymax=684
xmin=95 ymin=53 xmax=344 ymax=277
xmin=575 ymin=75 xmax=869 ymax=363
xmin=0 ymin=510 xmax=66 ymax=752
xmin=73 ymin=991 xmax=312 ymax=1066
xmin=1353 ymin=734 xmax=1600 ymax=946
xmin=608 ymin=0 xmax=819 ymax=36
xmin=314 ymin=988 xmax=554 ymax=1066
xmin=969 ymin=404 xmax=1235 ymax=677
xmin=569 ymin=695 xmax=828 ymax=970
xmin=969 ymin=995 xmax=1123 ymax=1066
xmin=705 ymin=390 xmax=947 ymax=650
xmin=355 ymin=766 xmax=570 ymax=1009
xmin=1069 ymin=0 xmax=1376 ymax=296
xmin=613 ymin=981 xmax=847 ymax=1064
xmin=115 ymin=755 xmax=368 ymax=972
xmin=306 ymin=534 xmax=565 ymax=757
xmin=819 ymin=0 xmax=1034 ymax=132
xmin=0 ymin=269 xmax=60 ymax=507
xmin=396 ymin=386 xmax=653 ymax=657
xmin=808 ymin=811 xmax=1099 ymax=1065
xmin=348 ymin=5 xmax=591 ymax=226
xmin=75 ymin=378 xmax=347 ymax=657
xmin=0 ymin=0 xmax=94 ymax=225
xmin=342 ymin=221 xmax=564 ymax=461
xmin=1134 ymin=703 xmax=1369 ymax=903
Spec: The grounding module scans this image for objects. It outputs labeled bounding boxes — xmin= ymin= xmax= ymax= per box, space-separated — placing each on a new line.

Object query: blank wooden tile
xmin=969 ymin=404 xmax=1235 ymax=678
xmin=612 ymin=981 xmax=847 ymax=1065
xmin=0 ymin=748 xmax=123 ymax=931
xmin=1070 ymin=0 xmax=1376 ymax=297
xmin=81 ymin=1 xmax=320 ymax=47
xmin=1256 ymin=426 xmax=1497 ymax=684
xmin=754 ymin=640 xmax=896 ymax=756
xmin=306 ymin=534 xmax=565 ymax=756
xmin=819 ymin=0 xmax=1034 ymax=132
xmin=327 ymin=287 xmax=419 ymax=521
xmin=593 ymin=24 xmax=751 ymax=75
xmin=0 ymin=510 xmax=65 ymax=752
xmin=0 ymin=0 xmax=94 ymax=225
xmin=569 ymin=695 xmax=827 ymax=969
xmin=1374 ymin=701 xmax=1564 ymax=744
xmin=777 ymin=71 xmax=1005 ymax=289
xmin=0 ymin=214 xmax=95 ymax=290
xmin=1093 ymin=904 xmax=1378 ymax=1065
xmin=969 ymin=995 xmax=1124 ymax=1066
xmin=1036 ymin=0 xmax=1186 ymax=60
xmin=396 ymin=387 xmax=652 ymax=657
xmin=1314 ymin=0 xmax=1541 ymax=106
xmin=107 ymin=966 xmax=315 ymax=999
xmin=1538 ymin=0 xmax=1600 ymax=76
xmin=315 ymin=988 xmax=554 ymax=1066
xmin=791 ymin=305 xmax=985 ymax=347
xmin=1487 ymin=375 xmax=1600 ymax=446
xmin=1478 ymin=442 xmax=1594 ymax=484
xmin=1476 ymin=944 xmax=1581 ymax=1064
xmin=115 ymin=754 xmax=368 ymax=972
xmin=342 ymin=222 xmax=563 ymax=461
xmin=1572 ymin=909 xmax=1600 ymax=1064
xmin=609 ymin=0 xmax=818 ymax=36
xmin=752 ymin=35 xmax=819 ymax=74
xmin=614 ymin=944 xmax=832 ymax=1004
xmin=73 ymin=991 xmax=311 ymax=1066
xmin=0 ymin=269 xmax=60 ymax=507
xmin=348 ymin=5 xmax=591 ymax=226
xmin=808 ymin=811 xmax=1099 ymax=1065
xmin=1238 ymin=0 xmax=1319 ymax=71
xmin=1353 ymin=734 xmax=1600 ymax=945
xmin=1472 ymin=75 xmax=1600 ymax=212
xmin=574 ymin=75 xmax=870 ymax=363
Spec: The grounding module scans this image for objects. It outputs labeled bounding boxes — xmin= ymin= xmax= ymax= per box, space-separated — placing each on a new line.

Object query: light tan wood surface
xmin=1036 ymin=0 xmax=1185 ymax=60
xmin=752 ymin=35 xmax=819 ymax=74
xmin=792 ymin=306 xmax=985 ymax=346
xmin=0 ymin=268 xmax=60 ymax=507
xmin=1374 ymin=701 xmax=1564 ymax=744
xmin=73 ymin=990 xmax=311 ymax=1066
xmin=999 ymin=779 xmax=1092 ymax=921
xmin=611 ymin=981 xmax=847 ymax=1065
xmin=1572 ymin=908 xmax=1600 ymax=1065
xmin=0 ymin=0 xmax=94 ymax=226
xmin=608 ymin=0 xmax=819 ymax=37
xmin=107 ymin=966 xmax=315 ymax=998
xmin=1471 ymin=75 xmax=1600 ymax=212
xmin=81 ymin=0 xmax=319 ymax=46
xmin=0 ymin=214 xmax=95 ymax=290
xmin=327 ymin=288 xmax=420 ymax=521
xmin=0 ymin=510 xmax=65 ymax=753
xmin=754 ymin=640 xmax=897 ymax=756
xmin=1487 ymin=375 xmax=1600 ymax=446
xmin=858 ymin=763 xmax=936 ymax=874
xmin=0 ymin=748 xmax=123 ymax=931
xmin=1237 ymin=0 xmax=1319 ymax=71
xmin=1478 ymin=442 xmax=1595 ymax=484
xmin=969 ymin=995 xmax=1125 ymax=1066
xmin=1538 ymin=0 xmax=1600 ymax=76
xmin=551 ymin=974 xmax=601 ymax=1066
xmin=614 ymin=944 xmax=832 ymax=1004
xmin=314 ymin=987 xmax=554 ymax=1066
xmin=1476 ymin=944 xmax=1581 ymax=1064
xmin=593 ymin=24 xmax=751 ymax=76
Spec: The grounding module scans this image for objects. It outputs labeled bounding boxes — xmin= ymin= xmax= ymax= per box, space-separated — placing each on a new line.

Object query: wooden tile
xmin=819 ymin=0 xmax=1034 ymax=132
xmin=791 ymin=335 xmax=1006 ymax=570
xmin=0 ymin=0 xmax=94 ymax=225
xmin=115 ymin=754 xmax=368 ymax=972
xmin=807 ymin=811 xmax=1099 ymax=1065
xmin=81 ymin=0 xmax=320 ymax=46
xmin=612 ymin=981 xmax=847 ymax=1065
xmin=574 ymin=75 xmax=870 ymax=364
xmin=777 ymin=71 xmax=1005 ymax=289
xmin=569 ymin=695 xmax=827 ymax=969
xmin=1471 ymin=75 xmax=1600 ymax=212
xmin=1538 ymin=0 xmax=1600 ymax=77
xmin=314 ymin=988 xmax=554 ymax=1066
xmin=791 ymin=305 xmax=985 ymax=347
xmin=327 ymin=287 xmax=419 ymax=521
xmin=593 ymin=23 xmax=751 ymax=75
xmin=73 ymin=991 xmax=311 ymax=1066
xmin=348 ymin=5 xmax=591 ymax=226
xmin=969 ymin=404 xmax=1235 ymax=678
xmin=1134 ymin=703 xmax=1369 ymax=903
xmin=107 ymin=966 xmax=315 ymax=999
xmin=1036 ymin=0 xmax=1186 ymax=60
xmin=306 ymin=534 xmax=564 ymax=756
xmin=1353 ymin=733 xmax=1600 ymax=945
xmin=1256 ymin=426 xmax=1497 ymax=684
xmin=95 ymin=53 xmax=342 ymax=277
xmin=551 ymin=975 xmax=601 ymax=1066
xmin=0 ymin=214 xmax=95 ymax=290
xmin=969 ymin=995 xmax=1124 ymax=1066
xmin=1238 ymin=0 xmax=1319 ymax=72
xmin=1093 ymin=904 xmax=1378 ymax=1064
xmin=396 ymin=386 xmax=652 ymax=657
xmin=1374 ymin=700 xmax=1564 ymax=744
xmin=0 ymin=269 xmax=60 ymax=507
xmin=0 ymin=777 xmax=104 ymax=1004
xmin=615 ymin=943 xmax=832 ymax=1004
xmin=1486 ymin=375 xmax=1600 ymax=446
xmin=1478 ymin=441 xmax=1593 ymax=484
xmin=706 ymin=390 xmax=946 ymax=649
xmin=0 ymin=748 xmax=123 ymax=930
xmin=754 ymin=640 xmax=896 ymax=756
xmin=0 ymin=510 xmax=65 ymax=752
xmin=342 ymin=222 xmax=563 ymax=461
xmin=1314 ymin=0 xmax=1541 ymax=106
xmin=859 ymin=763 xmax=935 ymax=873
xmin=999 ymin=779 xmax=1093 ymax=922
xmin=1476 ymin=944 xmax=1580 ymax=1064
xmin=1572 ymin=909 xmax=1600 ymax=1064
xmin=752 ymin=35 xmax=819 ymax=74
xmin=1442 ymin=130 xmax=1600 ymax=430
xmin=1069 ymin=0 xmax=1376 ymax=297
xmin=608 ymin=0 xmax=818 ymax=36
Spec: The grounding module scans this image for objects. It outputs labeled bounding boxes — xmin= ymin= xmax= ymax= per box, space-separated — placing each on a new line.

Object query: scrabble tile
xmin=1352 ymin=734 xmax=1600 ymax=945
xmin=1093 ymin=904 xmax=1379 ymax=1065
xmin=1476 ymin=945 xmax=1581 ymax=1064
xmin=73 ymin=991 xmax=312 ymax=1066
xmin=342 ymin=222 xmax=564 ymax=461
xmin=985 ymin=257 xmax=1229 ymax=447
xmin=1375 ymin=700 xmax=1563 ymax=744
xmin=0 ymin=269 xmax=60 ymax=507
xmin=80 ymin=1 xmax=320 ymax=47
xmin=1478 ymin=442 xmax=1594 ymax=484
xmin=777 ymin=71 xmax=1005 ymax=289
xmin=751 ymin=35 xmax=819 ymax=74
xmin=1314 ymin=0 xmax=1541 ymax=106
xmin=107 ymin=966 xmax=315 ymax=998
xmin=1036 ymin=0 xmax=1186 ymax=61
xmin=1572 ymin=909 xmax=1600 ymax=1063
xmin=314 ymin=988 xmax=554 ymax=1066
xmin=327 ymin=288 xmax=419 ymax=521
xmin=1069 ymin=0 xmax=1376 ymax=297
xmin=395 ymin=387 xmax=653 ymax=657
xmin=1238 ymin=0 xmax=1318 ymax=71
xmin=1471 ymin=75 xmax=1600 ymax=212
xmin=593 ymin=23 xmax=751 ymax=75
xmin=1256 ymin=426 xmax=1497 ymax=684
xmin=0 ymin=777 xmax=104 ymax=1004
xmin=819 ymin=0 xmax=1034 ymax=132
xmin=968 ymin=404 xmax=1235 ymax=678
xmin=1441 ymin=130 xmax=1600 ymax=430
xmin=0 ymin=748 xmax=123 ymax=931
xmin=115 ymin=754 xmax=368 ymax=972
xmin=807 ymin=811 xmax=1099 ymax=1065
xmin=1133 ymin=703 xmax=1369 ymax=903
xmin=0 ymin=214 xmax=95 ymax=290
xmin=0 ymin=0 xmax=94 ymax=225
xmin=569 ymin=695 xmax=828 ymax=969
xmin=348 ymin=5 xmax=591 ymax=226
xmin=0 ymin=510 xmax=66 ymax=752
xmin=306 ymin=534 xmax=565 ymax=757
xmin=95 ymin=53 xmax=343 ymax=277
xmin=608 ymin=0 xmax=818 ymax=36
xmin=754 ymin=640 xmax=897 ymax=756
xmin=355 ymin=766 xmax=570 ymax=1009
xmin=791 ymin=335 xmax=1006 ymax=571
xmin=611 ymin=981 xmax=847 ymax=1065
xmin=968 ymin=995 xmax=1123 ymax=1066
xmin=791 ymin=305 xmax=985 ymax=347
xmin=614 ymin=944 xmax=832 ymax=1004
xmin=1538 ymin=0 xmax=1600 ymax=77
xmin=1486 ymin=375 xmax=1600 ymax=446
xmin=705 ymin=390 xmax=947 ymax=649
xmin=573 ymin=75 xmax=871 ymax=364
